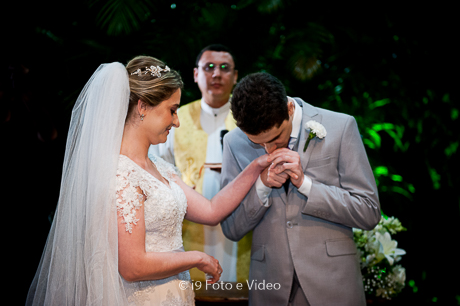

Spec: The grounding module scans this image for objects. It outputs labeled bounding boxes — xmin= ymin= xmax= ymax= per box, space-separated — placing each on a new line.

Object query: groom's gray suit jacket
xmin=221 ymin=98 xmax=380 ymax=306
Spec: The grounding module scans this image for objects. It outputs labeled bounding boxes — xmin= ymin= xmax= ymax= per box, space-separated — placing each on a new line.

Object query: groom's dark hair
xmin=231 ymin=72 xmax=289 ymax=135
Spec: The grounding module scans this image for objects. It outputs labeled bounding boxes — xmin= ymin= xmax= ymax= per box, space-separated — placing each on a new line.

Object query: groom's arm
xmin=301 ymin=116 xmax=380 ymax=230
xmin=220 ymin=132 xmax=270 ymax=241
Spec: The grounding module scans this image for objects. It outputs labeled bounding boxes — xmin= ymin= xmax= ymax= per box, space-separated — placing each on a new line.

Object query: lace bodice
xmin=116 ymin=155 xmax=194 ymax=305
xmin=116 ymin=154 xmax=188 ymax=252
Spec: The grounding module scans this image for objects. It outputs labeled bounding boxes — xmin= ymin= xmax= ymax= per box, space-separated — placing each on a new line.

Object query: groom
xmin=220 ymin=72 xmax=380 ymax=305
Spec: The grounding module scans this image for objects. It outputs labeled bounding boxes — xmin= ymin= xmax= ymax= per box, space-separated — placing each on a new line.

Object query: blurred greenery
xmin=3 ymin=1 xmax=457 ymax=304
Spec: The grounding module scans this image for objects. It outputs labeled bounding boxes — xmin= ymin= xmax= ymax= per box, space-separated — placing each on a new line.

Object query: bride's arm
xmin=117 ymin=155 xmax=271 ymax=282
xmin=177 ymin=154 xmax=275 ymax=226
xmin=117 ymin=188 xmax=222 ymax=283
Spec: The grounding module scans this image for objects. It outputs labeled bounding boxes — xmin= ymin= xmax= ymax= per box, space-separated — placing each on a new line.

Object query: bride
xmin=26 ymin=56 xmax=278 ymax=305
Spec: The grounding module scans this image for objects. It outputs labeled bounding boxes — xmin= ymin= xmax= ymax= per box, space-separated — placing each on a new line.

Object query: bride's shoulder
xmin=116 ymin=155 xmax=142 ymax=180
xmin=117 ymin=154 xmax=133 ymax=171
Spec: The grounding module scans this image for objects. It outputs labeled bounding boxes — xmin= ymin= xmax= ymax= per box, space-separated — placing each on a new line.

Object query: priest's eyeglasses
xmin=199 ymin=63 xmax=233 ymax=73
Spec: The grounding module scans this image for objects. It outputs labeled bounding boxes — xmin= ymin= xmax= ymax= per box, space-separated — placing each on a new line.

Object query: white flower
xmin=305 ymin=120 xmax=327 ymax=138
xmin=375 ymin=232 xmax=406 ymax=265
xmin=303 ymin=120 xmax=327 ymax=151
xmin=391 ymin=265 xmax=406 ymax=285
xmin=354 ymin=215 xmax=407 ymax=299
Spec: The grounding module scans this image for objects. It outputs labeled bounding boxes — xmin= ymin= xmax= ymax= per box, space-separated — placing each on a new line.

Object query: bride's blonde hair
xmin=125 ymin=56 xmax=183 ymax=121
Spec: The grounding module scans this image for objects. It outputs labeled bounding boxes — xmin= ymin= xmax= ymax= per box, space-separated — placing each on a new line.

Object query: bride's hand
xmin=254 ymin=154 xmax=271 ymax=171
xmin=193 ymin=251 xmax=223 ymax=284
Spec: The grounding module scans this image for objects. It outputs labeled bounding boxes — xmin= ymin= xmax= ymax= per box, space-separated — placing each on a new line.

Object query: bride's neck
xmin=120 ymin=123 xmax=150 ymax=165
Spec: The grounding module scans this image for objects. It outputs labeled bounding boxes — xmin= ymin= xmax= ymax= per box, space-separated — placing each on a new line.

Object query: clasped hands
xmin=261 ymin=148 xmax=304 ymax=189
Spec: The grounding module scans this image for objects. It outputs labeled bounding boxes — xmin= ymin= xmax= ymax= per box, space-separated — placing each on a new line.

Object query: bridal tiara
xmin=131 ymin=65 xmax=171 ymax=78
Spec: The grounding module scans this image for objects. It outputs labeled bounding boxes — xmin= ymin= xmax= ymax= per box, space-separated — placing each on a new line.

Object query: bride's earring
xmin=140 ymin=114 xmax=145 ymax=121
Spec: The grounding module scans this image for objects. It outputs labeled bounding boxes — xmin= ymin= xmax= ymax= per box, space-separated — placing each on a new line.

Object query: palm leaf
xmin=91 ymin=0 xmax=153 ymax=36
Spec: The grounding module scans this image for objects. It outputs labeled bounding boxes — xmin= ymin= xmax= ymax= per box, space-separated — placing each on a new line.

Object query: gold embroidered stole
xmin=174 ymin=100 xmax=251 ymax=282
xmin=174 ymin=100 xmax=208 ymax=194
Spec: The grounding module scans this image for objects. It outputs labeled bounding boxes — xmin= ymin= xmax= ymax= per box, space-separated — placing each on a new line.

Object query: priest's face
xmin=194 ymin=51 xmax=238 ymax=106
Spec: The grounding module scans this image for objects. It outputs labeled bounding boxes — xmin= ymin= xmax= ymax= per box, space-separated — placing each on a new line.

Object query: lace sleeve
xmin=149 ymin=154 xmax=181 ymax=181
xmin=116 ymin=171 xmax=146 ymax=233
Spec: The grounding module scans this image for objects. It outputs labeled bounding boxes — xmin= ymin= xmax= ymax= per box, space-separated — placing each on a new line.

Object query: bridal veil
xmin=27 ymin=63 xmax=130 ymax=305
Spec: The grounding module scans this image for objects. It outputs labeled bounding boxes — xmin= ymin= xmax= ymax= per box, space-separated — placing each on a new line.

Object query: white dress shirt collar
xmin=289 ymin=97 xmax=302 ymax=143
xmin=200 ymin=98 xmax=231 ymax=117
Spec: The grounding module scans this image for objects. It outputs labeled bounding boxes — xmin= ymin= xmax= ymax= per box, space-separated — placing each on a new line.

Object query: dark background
xmin=2 ymin=1 xmax=458 ymax=305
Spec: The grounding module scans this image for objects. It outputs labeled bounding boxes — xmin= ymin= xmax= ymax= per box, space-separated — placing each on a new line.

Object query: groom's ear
xmin=287 ymin=99 xmax=295 ymax=117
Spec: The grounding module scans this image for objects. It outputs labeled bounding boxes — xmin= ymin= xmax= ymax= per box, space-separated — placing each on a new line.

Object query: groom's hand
xmin=267 ymin=148 xmax=304 ymax=188
xmin=260 ymin=163 xmax=289 ymax=188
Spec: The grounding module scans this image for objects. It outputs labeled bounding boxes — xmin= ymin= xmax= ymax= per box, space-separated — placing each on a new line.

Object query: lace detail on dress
xmin=116 ymin=154 xmax=194 ymax=305
xmin=161 ymin=289 xmax=194 ymax=306
xmin=116 ymin=154 xmax=187 ymax=248
xmin=116 ymin=170 xmax=145 ymax=233
xmin=125 ymin=280 xmax=156 ymax=305
xmin=123 ymin=273 xmax=194 ymax=306
xmin=149 ymin=154 xmax=181 ymax=180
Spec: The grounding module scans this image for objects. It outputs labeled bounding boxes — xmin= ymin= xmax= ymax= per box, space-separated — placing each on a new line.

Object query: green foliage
xmin=408 ymin=280 xmax=418 ymax=293
xmin=9 ymin=1 xmax=457 ymax=304
xmin=90 ymin=0 xmax=154 ymax=36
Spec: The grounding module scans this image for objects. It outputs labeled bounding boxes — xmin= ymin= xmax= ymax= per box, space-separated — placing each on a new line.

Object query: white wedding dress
xmin=116 ymin=154 xmax=195 ymax=305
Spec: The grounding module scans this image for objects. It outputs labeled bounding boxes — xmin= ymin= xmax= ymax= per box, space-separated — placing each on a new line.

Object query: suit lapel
xmin=294 ymin=98 xmax=322 ymax=173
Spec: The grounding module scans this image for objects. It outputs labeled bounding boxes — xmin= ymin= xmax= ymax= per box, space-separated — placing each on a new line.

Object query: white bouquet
xmin=353 ymin=216 xmax=407 ymax=300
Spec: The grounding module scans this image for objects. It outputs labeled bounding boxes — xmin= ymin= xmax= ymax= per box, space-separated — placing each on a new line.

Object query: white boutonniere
xmin=303 ymin=120 xmax=327 ymax=152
